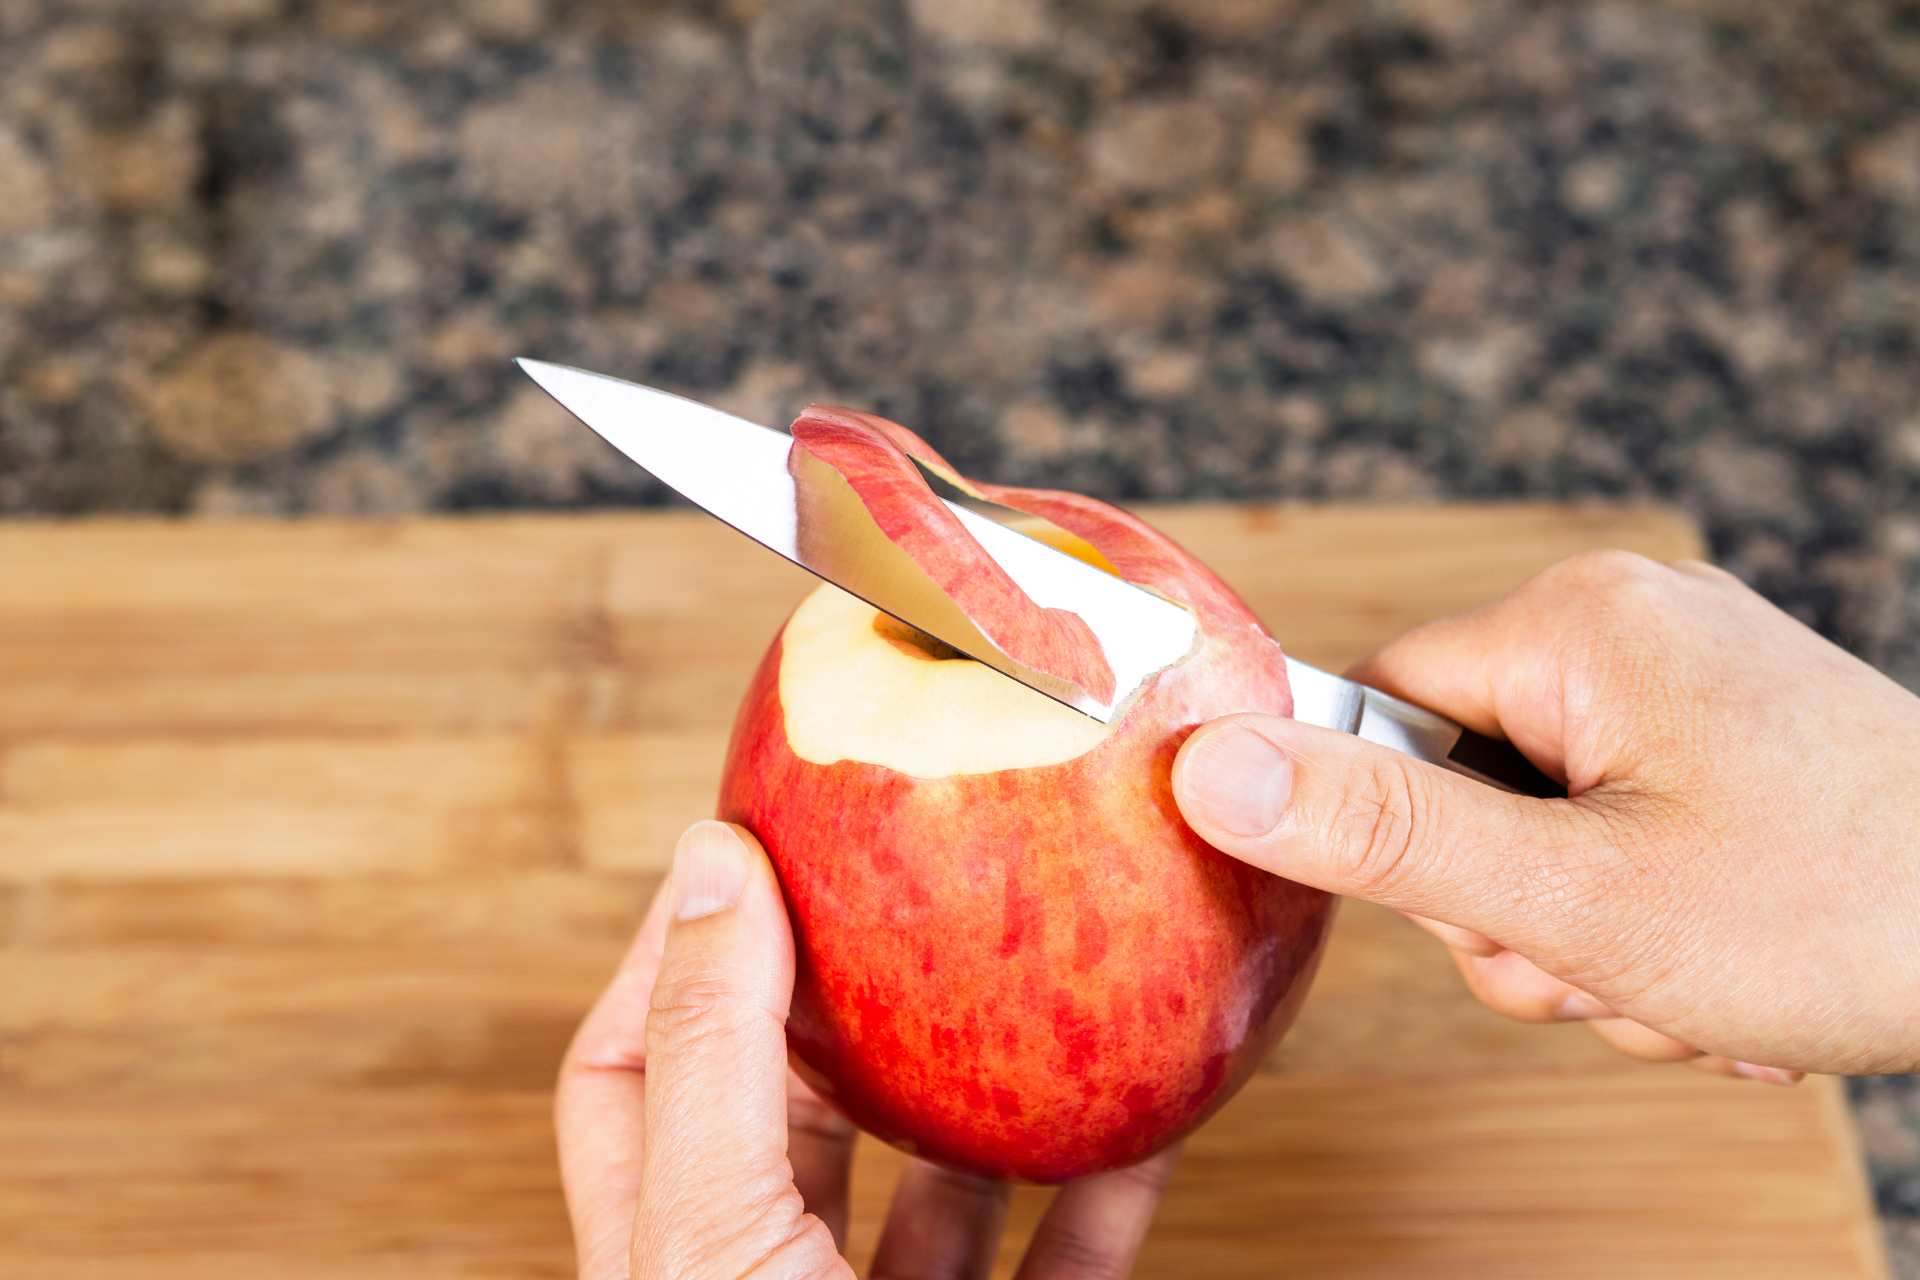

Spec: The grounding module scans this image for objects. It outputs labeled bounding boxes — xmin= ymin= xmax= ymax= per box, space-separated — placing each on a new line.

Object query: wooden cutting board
xmin=0 ymin=505 xmax=1887 ymax=1279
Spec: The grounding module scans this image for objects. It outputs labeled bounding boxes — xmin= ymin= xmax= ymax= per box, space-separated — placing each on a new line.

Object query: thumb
xmin=631 ymin=822 xmax=840 ymax=1280
xmin=1173 ymin=713 xmax=1593 ymax=943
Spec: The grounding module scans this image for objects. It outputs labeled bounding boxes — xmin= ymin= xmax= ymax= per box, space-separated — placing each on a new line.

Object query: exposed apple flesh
xmin=718 ymin=408 xmax=1334 ymax=1184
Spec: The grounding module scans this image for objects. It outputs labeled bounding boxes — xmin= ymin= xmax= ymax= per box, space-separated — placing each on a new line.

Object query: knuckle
xmin=1554 ymin=547 xmax=1662 ymax=591
xmin=1588 ymin=1017 xmax=1702 ymax=1063
xmin=1562 ymin=549 xmax=1671 ymax=619
xmin=1026 ymin=1225 xmax=1133 ymax=1280
xmin=919 ymin=1161 xmax=1008 ymax=1206
xmin=644 ymin=966 xmax=755 ymax=1058
xmin=1112 ymin=1152 xmax=1180 ymax=1195
xmin=1531 ymin=548 xmax=1669 ymax=624
xmin=1462 ymin=950 xmax=1568 ymax=1023
xmin=1536 ymin=552 xmax=1694 ymax=747
xmin=1326 ymin=752 xmax=1434 ymax=898
xmin=1668 ymin=557 xmax=1738 ymax=586
xmin=785 ymin=1088 xmax=854 ymax=1144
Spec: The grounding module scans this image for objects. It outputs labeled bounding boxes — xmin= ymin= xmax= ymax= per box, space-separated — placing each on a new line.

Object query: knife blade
xmin=516 ymin=358 xmax=1564 ymax=797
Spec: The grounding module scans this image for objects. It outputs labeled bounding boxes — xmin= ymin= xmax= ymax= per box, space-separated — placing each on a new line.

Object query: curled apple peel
xmin=792 ymin=403 xmax=1266 ymax=663
xmin=721 ymin=406 xmax=1330 ymax=1183
xmin=791 ymin=408 xmax=1117 ymax=705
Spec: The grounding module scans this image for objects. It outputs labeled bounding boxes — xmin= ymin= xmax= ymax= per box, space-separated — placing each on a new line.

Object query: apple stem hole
xmin=872 ymin=613 xmax=966 ymax=661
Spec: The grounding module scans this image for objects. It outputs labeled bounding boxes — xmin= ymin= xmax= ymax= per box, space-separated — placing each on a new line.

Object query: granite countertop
xmin=0 ymin=0 xmax=1916 ymax=1268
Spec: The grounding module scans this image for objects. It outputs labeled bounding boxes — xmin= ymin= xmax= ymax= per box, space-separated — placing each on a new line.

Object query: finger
xmin=1397 ymin=909 xmax=1501 ymax=957
xmin=788 ymin=1070 xmax=858 ymax=1248
xmin=1451 ymin=948 xmax=1615 ymax=1023
xmin=555 ymin=871 xmax=675 ymax=1280
xmin=1408 ymin=911 xmax=1617 ymax=1024
xmin=1012 ymin=1144 xmax=1181 ymax=1280
xmin=633 ymin=821 xmax=842 ymax=1280
xmin=1341 ymin=550 xmax=1693 ymax=788
xmin=1172 ymin=712 xmax=1598 ymax=945
xmin=1584 ymin=1016 xmax=1702 ymax=1063
xmin=1688 ymin=1055 xmax=1806 ymax=1086
xmin=870 ymin=1159 xmax=1011 ymax=1280
xmin=1341 ymin=587 xmax=1568 ymax=775
xmin=1343 ymin=551 xmax=1768 ymax=800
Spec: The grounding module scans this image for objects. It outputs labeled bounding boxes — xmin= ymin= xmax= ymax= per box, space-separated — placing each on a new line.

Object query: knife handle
xmin=1439 ymin=727 xmax=1567 ymax=799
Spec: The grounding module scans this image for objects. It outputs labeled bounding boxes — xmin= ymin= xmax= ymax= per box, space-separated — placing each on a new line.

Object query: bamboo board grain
xmin=0 ymin=505 xmax=1887 ymax=1279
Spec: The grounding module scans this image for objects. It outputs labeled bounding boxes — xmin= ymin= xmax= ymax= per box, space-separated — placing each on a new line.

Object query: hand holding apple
xmin=554 ymin=820 xmax=1178 ymax=1280
xmin=1172 ymin=551 xmax=1920 ymax=1080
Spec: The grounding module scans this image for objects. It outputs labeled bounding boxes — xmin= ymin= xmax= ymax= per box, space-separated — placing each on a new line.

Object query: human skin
xmin=554 ymin=820 xmax=1179 ymax=1280
xmin=1173 ymin=550 xmax=1920 ymax=1080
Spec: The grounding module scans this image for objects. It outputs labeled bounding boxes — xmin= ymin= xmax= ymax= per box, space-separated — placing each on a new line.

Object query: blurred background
xmin=1 ymin=0 xmax=1916 ymax=1263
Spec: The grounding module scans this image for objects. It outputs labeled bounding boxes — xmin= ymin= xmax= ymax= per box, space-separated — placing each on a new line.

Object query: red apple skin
xmin=789 ymin=418 xmax=1116 ymax=702
xmin=718 ymin=469 xmax=1335 ymax=1183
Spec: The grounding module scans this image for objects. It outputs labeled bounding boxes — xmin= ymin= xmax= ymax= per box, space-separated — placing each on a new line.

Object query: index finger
xmin=1342 ymin=550 xmax=1689 ymax=791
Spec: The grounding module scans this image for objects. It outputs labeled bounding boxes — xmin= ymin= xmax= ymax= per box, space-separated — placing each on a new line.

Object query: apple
xmin=717 ymin=405 xmax=1334 ymax=1184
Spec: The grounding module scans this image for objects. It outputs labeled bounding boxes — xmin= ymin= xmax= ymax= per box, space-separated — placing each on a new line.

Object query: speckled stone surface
xmin=0 ymin=0 xmax=1916 ymax=1261
xmin=1854 ymin=1076 xmax=1920 ymax=1278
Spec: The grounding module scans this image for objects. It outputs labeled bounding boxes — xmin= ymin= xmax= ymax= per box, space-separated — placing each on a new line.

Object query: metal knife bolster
xmin=1283 ymin=658 xmax=1565 ymax=799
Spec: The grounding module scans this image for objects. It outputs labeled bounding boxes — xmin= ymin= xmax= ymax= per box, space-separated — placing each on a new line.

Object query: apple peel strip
xmin=794 ymin=405 xmax=1255 ymax=644
xmin=790 ymin=411 xmax=1119 ymax=705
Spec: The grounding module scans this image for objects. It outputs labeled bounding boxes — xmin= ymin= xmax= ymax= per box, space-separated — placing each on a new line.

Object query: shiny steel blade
xmin=516 ymin=359 xmax=1196 ymax=723
xmin=1283 ymin=656 xmax=1563 ymax=797
xmin=518 ymin=360 xmax=800 ymax=557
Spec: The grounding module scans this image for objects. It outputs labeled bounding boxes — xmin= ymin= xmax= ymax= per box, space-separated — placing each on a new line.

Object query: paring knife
xmin=518 ymin=359 xmax=1564 ymax=799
